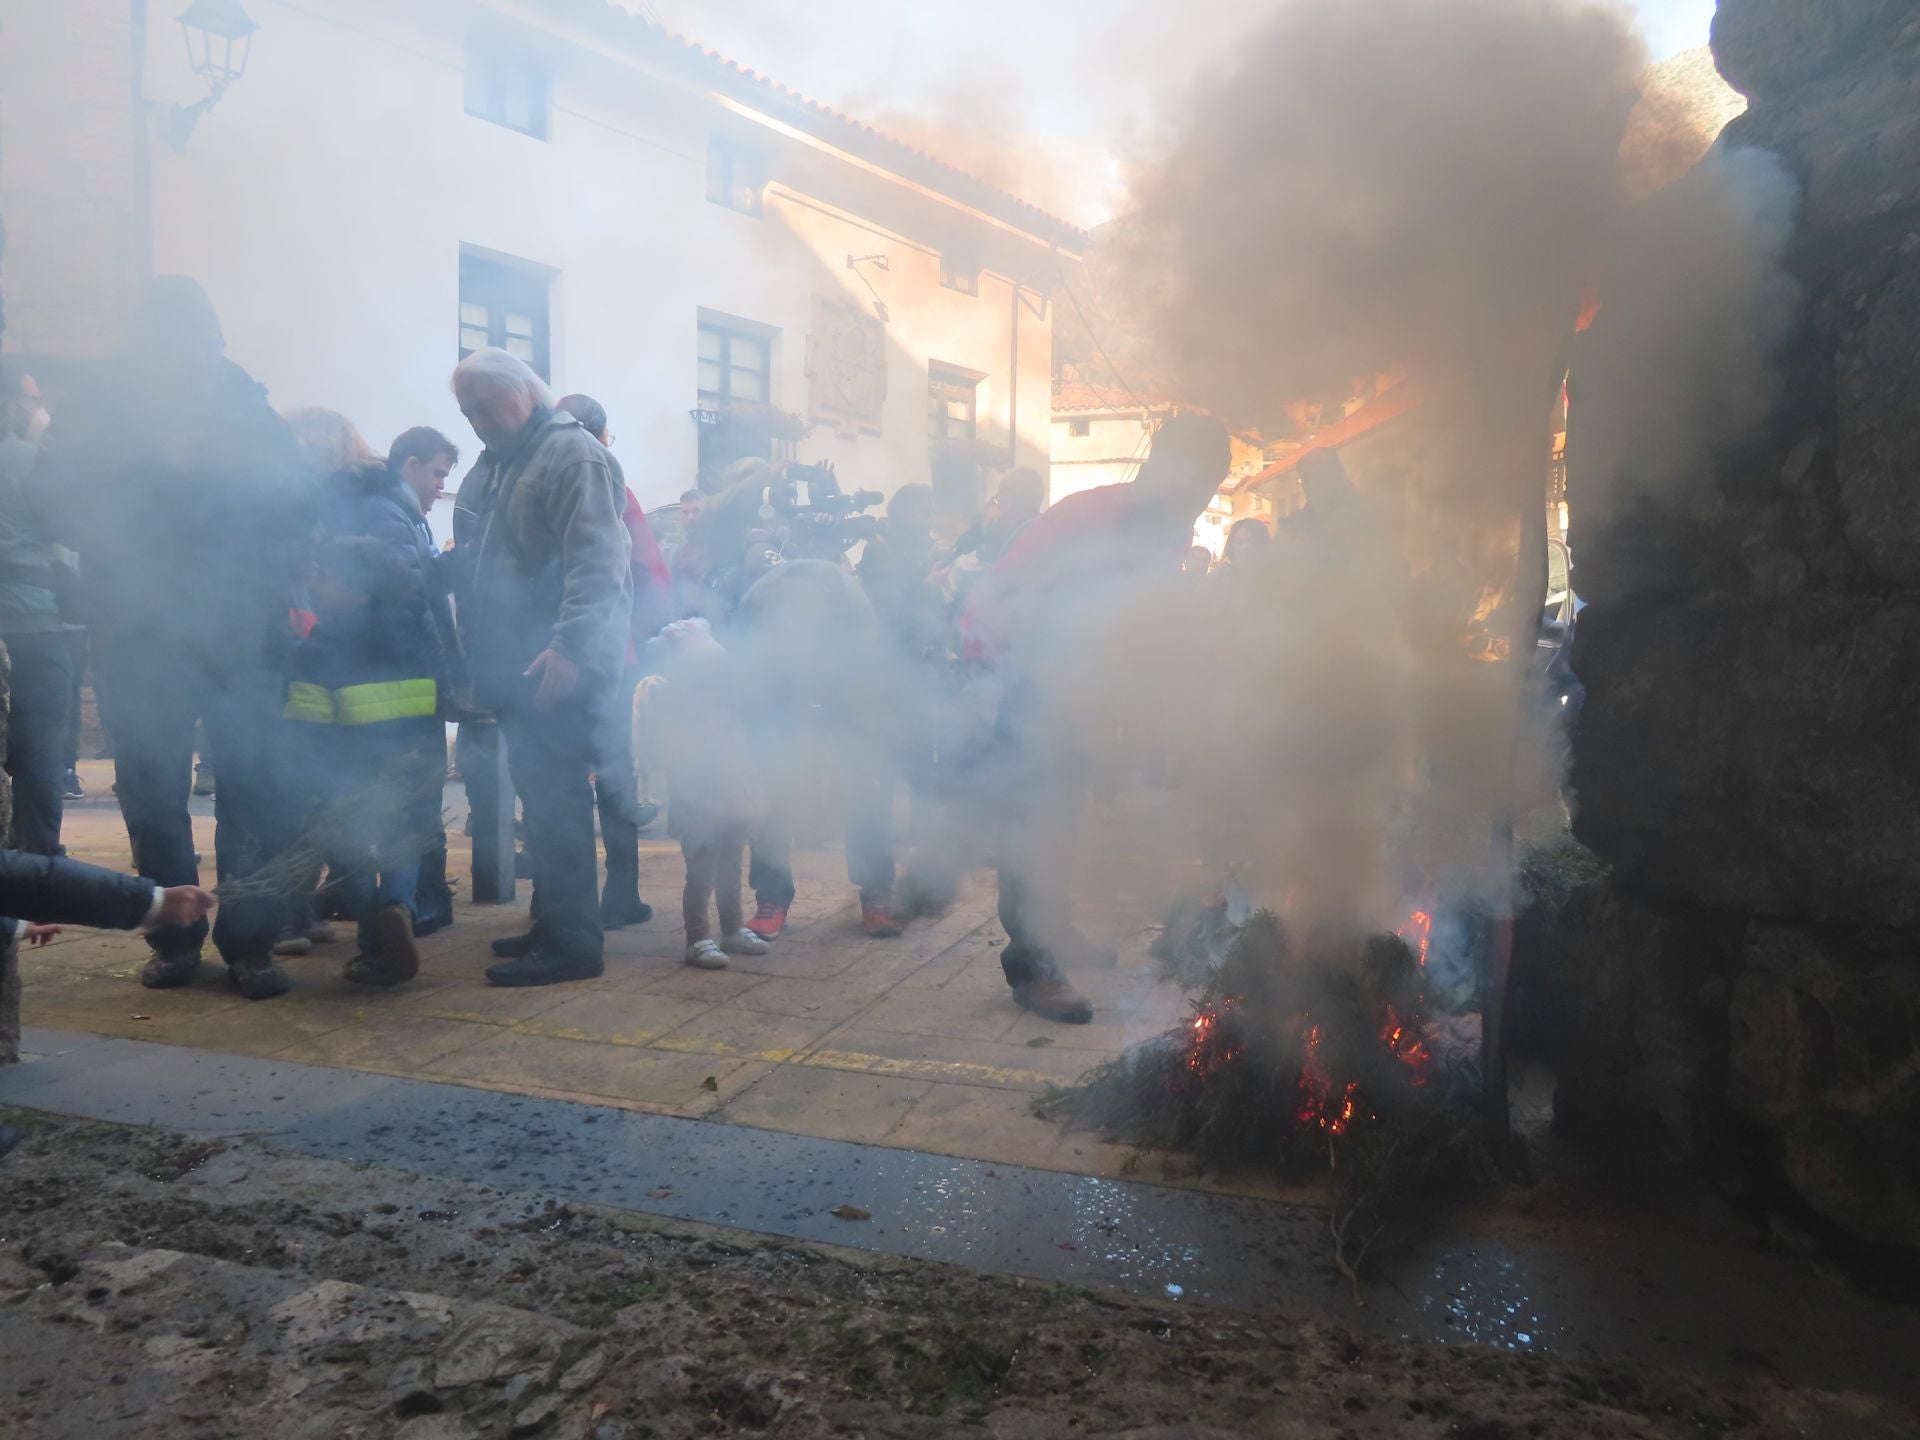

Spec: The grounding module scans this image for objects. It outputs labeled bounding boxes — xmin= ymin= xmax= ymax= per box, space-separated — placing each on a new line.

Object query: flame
xmin=1399 ymin=909 xmax=1432 ymax=968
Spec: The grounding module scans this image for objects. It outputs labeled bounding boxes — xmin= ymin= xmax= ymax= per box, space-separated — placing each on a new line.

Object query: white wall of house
xmin=1050 ymin=407 xmax=1274 ymax=551
xmin=1048 ymin=411 xmax=1158 ymax=505
xmin=141 ymin=0 xmax=1067 ymax=538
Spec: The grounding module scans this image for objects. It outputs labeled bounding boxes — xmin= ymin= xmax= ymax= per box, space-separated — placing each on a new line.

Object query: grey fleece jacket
xmin=451 ymin=408 xmax=631 ymax=709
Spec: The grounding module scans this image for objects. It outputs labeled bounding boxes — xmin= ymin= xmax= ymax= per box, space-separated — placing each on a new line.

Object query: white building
xmin=1049 ymin=370 xmax=1271 ymax=553
xmin=1 ymin=0 xmax=1086 ymax=532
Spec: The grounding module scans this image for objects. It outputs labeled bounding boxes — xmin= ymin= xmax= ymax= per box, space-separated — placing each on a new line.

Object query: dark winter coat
xmin=321 ymin=458 xmax=431 ymax=562
xmin=450 ymin=408 xmax=631 ymax=710
xmin=316 ymin=460 xmax=454 ymax=697
xmin=0 ymin=849 xmax=157 ymax=930
xmin=0 ymin=434 xmax=66 ymax=635
xmin=857 ymin=522 xmax=944 ymax=660
xmin=30 ymin=354 xmax=312 ymax=664
xmin=283 ymin=463 xmax=445 ymax=732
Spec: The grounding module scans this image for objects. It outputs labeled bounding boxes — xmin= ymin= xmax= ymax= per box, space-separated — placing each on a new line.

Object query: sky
xmin=646 ymin=0 xmax=1723 ymax=224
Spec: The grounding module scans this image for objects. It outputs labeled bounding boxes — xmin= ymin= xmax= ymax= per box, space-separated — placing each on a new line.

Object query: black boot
xmin=600 ymin=887 xmax=654 ymax=930
xmin=485 ymin=949 xmax=603 ymax=987
xmin=414 ymin=845 xmax=455 ymax=937
xmin=490 ymin=931 xmax=539 ymax=958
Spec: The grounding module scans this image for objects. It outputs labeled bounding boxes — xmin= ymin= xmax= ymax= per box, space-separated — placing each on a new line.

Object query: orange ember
xmin=1295 ymin=1021 xmax=1364 ymax=1135
xmin=1380 ymin=1002 xmax=1435 ymax=1078
xmin=1184 ymin=996 xmax=1244 ymax=1078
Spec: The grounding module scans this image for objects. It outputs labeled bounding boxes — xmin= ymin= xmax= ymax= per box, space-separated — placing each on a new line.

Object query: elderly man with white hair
xmin=449 ymin=349 xmax=632 ymax=986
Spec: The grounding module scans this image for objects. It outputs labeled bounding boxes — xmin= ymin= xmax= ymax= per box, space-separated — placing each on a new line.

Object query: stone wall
xmin=1561 ymin=0 xmax=1920 ymax=1253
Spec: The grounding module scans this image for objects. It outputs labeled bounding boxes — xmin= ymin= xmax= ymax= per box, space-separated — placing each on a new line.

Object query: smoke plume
xmin=1027 ymin=0 xmax=1798 ymax=951
xmin=1108 ymin=0 xmax=1642 ymax=425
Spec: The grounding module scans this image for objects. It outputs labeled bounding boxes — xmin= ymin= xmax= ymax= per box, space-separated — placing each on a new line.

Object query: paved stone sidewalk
xmin=19 ymin=760 xmax=1267 ymax=1191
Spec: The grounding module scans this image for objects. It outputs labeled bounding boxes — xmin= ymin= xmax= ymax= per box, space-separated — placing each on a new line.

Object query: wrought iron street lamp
xmin=177 ymin=0 xmax=259 ymax=93
xmin=154 ymin=0 xmax=258 ymax=152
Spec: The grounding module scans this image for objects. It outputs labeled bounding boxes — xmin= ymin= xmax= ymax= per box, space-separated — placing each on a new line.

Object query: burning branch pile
xmin=1043 ymin=909 xmax=1496 ymax=1298
xmin=1048 ymin=912 xmax=1442 ymax=1168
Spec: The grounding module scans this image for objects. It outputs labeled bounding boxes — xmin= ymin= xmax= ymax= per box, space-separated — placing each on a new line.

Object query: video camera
xmin=763 ymin=461 xmax=885 ymax=561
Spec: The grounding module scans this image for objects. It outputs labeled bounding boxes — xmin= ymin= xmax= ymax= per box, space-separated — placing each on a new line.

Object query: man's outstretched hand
xmin=524 ymin=648 xmax=581 ymax=711
xmin=156 ymin=886 xmax=217 ymax=928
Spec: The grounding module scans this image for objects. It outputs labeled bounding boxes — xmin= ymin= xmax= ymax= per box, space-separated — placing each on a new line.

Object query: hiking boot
xmin=1010 ymin=977 xmax=1095 ymax=1024
xmin=485 ymin=949 xmax=603 ymax=987
xmin=685 ymin=940 xmax=729 ymax=970
xmin=601 ymin=893 xmax=655 ymax=930
xmin=61 ymin=770 xmax=84 ymax=801
xmin=722 ymin=928 xmax=769 ymax=957
xmin=746 ymin=902 xmax=786 ymax=941
xmin=140 ymin=950 xmax=202 ymax=989
xmin=861 ymin=902 xmax=904 ymax=939
xmin=226 ymin=960 xmax=291 ymax=1001
xmin=343 ymin=905 xmax=419 ymax=987
xmin=490 ymin=931 xmax=538 ymax=959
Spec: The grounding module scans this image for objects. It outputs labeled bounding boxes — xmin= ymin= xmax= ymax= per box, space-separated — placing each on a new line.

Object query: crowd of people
xmin=0 ymin=274 xmax=1247 ymax=1028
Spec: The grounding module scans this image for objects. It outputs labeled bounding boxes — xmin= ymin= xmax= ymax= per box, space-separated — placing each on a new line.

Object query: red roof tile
xmin=1051 ymin=378 xmax=1180 ymax=415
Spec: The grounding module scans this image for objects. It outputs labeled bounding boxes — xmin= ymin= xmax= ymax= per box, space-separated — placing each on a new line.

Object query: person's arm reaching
xmin=0 ymin=850 xmax=214 ymax=932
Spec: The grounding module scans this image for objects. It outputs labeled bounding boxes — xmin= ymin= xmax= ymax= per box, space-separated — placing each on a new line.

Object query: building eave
xmin=520 ymin=0 xmax=1091 ymax=255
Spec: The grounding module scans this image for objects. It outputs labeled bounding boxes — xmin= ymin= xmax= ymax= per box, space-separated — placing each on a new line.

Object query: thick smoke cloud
xmin=1108 ymin=0 xmax=1645 ymax=426
xmin=1022 ymin=0 xmax=1798 ymax=954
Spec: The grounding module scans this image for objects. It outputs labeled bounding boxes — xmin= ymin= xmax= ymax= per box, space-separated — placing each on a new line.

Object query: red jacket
xmin=959 ymin=483 xmax=1184 ymax=662
xmin=624 ymin=486 xmax=672 ymax=661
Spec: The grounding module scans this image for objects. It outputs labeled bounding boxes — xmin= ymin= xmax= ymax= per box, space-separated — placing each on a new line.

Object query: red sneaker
xmin=747 ymin=902 xmax=786 ymax=940
xmin=862 ymin=903 xmax=904 ymax=939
